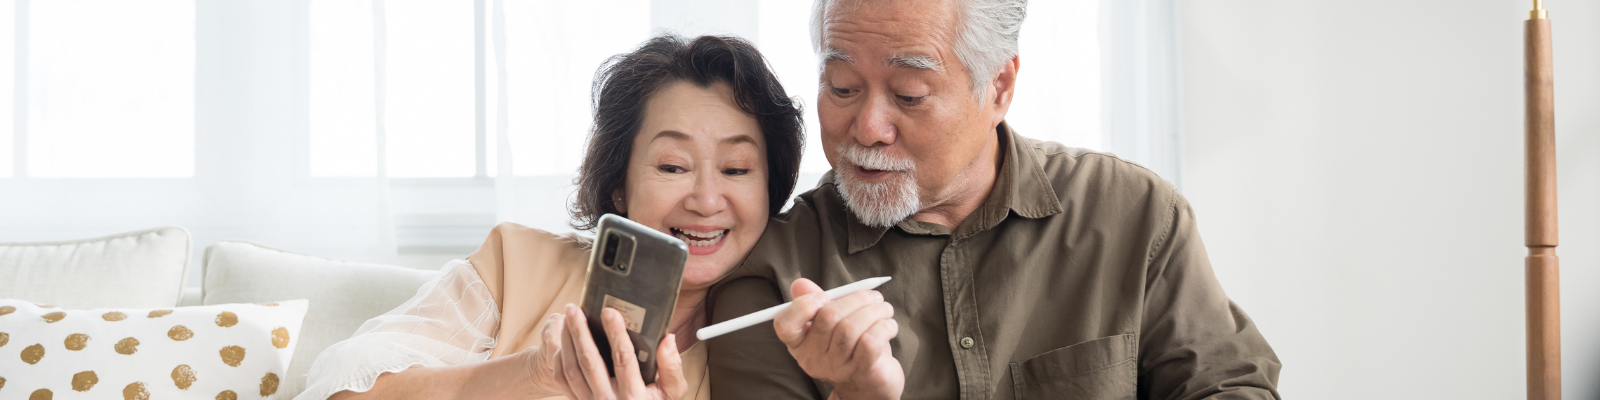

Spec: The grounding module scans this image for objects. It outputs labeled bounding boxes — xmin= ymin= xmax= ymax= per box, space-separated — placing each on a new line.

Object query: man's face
xmin=817 ymin=0 xmax=1004 ymax=227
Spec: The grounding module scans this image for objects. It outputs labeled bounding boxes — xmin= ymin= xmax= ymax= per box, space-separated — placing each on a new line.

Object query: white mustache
xmin=837 ymin=144 xmax=915 ymax=172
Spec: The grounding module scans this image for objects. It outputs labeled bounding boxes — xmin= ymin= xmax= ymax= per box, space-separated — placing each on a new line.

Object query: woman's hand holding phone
xmin=510 ymin=313 xmax=576 ymax=398
xmin=547 ymin=303 xmax=688 ymax=400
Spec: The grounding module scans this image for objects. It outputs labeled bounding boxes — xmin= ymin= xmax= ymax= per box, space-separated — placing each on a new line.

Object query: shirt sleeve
xmin=706 ymin=276 xmax=825 ymax=400
xmin=1138 ymin=192 xmax=1282 ymax=400
xmin=296 ymin=259 xmax=502 ymax=400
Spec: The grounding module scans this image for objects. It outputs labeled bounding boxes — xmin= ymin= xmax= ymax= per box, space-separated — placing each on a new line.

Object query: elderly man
xmin=706 ymin=0 xmax=1281 ymax=398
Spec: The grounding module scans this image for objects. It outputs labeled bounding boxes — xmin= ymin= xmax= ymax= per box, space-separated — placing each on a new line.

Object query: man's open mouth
xmin=855 ymin=166 xmax=899 ymax=179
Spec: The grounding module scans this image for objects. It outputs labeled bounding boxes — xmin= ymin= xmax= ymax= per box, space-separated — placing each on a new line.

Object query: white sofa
xmin=0 ymin=227 xmax=438 ymax=399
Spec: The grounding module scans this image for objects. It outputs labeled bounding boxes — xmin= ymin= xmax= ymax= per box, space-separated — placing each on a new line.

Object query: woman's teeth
xmin=670 ymin=228 xmax=728 ymax=247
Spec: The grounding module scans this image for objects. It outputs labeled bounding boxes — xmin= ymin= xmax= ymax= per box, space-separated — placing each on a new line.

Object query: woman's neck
xmin=666 ymin=288 xmax=709 ymax=352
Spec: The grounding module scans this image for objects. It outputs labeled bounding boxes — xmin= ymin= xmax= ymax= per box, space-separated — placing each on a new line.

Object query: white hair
xmin=811 ymin=0 xmax=1028 ymax=101
xmin=832 ymin=143 xmax=920 ymax=227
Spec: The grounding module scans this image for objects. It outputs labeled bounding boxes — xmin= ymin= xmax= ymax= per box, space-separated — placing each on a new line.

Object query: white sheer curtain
xmin=0 ymin=1 xmax=397 ymax=287
xmin=0 ymin=0 xmax=1155 ymax=275
xmin=487 ymin=0 xmax=651 ymax=229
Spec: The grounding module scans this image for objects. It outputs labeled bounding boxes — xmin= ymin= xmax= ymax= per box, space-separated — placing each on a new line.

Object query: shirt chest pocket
xmin=1009 ymin=333 xmax=1137 ymax=400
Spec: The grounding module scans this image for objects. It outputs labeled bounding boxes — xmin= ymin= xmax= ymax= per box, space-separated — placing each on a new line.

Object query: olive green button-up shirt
xmin=706 ymin=123 xmax=1281 ymax=399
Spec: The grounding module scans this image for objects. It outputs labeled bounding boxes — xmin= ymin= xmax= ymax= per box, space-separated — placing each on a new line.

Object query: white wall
xmin=1181 ymin=1 xmax=1599 ymax=399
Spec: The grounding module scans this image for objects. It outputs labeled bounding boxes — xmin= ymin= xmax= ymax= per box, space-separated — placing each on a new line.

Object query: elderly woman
xmin=297 ymin=34 xmax=804 ymax=400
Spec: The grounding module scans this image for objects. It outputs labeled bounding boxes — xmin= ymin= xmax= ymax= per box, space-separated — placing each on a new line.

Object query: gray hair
xmin=811 ymin=0 xmax=1028 ymax=101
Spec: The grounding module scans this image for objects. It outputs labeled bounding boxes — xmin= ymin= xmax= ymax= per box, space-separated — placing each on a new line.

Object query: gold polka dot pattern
xmin=260 ymin=372 xmax=280 ymax=396
xmin=219 ymin=345 xmax=246 ymax=367
xmin=114 ymin=337 xmax=140 ymax=355
xmin=0 ymin=300 xmax=303 ymax=398
xmin=172 ymin=364 xmax=198 ymax=389
xmin=168 ymin=325 xmax=194 ymax=341
xmin=271 ymin=326 xmax=291 ymax=348
xmin=71 ymin=370 xmax=98 ymax=391
xmin=215 ymin=311 xmax=238 ymax=328
xmin=64 ymin=333 xmax=90 ymax=351
xmin=122 ymin=381 xmax=150 ymax=400
xmin=21 ymin=343 xmax=44 ymax=364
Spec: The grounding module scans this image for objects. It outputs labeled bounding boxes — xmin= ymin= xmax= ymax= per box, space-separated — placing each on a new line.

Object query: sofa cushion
xmin=201 ymin=240 xmax=436 ymax=398
xmin=0 ymin=298 xmax=309 ymax=399
xmin=0 ymin=227 xmax=191 ymax=309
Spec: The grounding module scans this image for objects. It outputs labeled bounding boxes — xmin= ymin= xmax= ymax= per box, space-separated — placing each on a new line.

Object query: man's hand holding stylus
xmin=772 ymin=278 xmax=903 ymax=400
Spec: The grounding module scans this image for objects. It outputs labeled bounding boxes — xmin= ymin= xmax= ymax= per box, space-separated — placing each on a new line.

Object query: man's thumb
xmin=789 ymin=278 xmax=824 ymax=298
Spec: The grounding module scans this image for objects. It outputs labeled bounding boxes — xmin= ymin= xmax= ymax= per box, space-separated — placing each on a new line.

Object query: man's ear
xmin=987 ymin=55 xmax=1020 ymax=128
xmin=611 ymin=188 xmax=628 ymax=214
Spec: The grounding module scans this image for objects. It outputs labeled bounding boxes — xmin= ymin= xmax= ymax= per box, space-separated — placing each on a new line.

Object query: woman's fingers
xmin=567 ymin=304 xmax=617 ymax=399
xmin=602 ymin=308 xmax=648 ymax=398
xmin=654 ymin=333 xmax=689 ymax=400
xmin=553 ymin=304 xmax=700 ymax=400
xmin=559 ymin=311 xmax=594 ymax=400
xmin=538 ymin=313 xmax=570 ymax=392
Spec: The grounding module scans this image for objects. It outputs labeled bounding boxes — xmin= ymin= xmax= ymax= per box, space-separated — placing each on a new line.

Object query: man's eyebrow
xmin=886 ymin=53 xmax=943 ymax=72
xmin=823 ymin=47 xmax=854 ymax=64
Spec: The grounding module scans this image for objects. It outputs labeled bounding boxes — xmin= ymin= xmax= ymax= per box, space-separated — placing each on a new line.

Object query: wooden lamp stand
xmin=1524 ymin=1 xmax=1560 ymax=399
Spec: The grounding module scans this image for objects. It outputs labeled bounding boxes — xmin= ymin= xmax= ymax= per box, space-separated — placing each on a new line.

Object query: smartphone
xmin=579 ymin=214 xmax=689 ymax=384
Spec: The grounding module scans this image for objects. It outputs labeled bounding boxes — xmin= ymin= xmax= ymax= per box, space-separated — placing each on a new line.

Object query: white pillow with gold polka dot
xmin=0 ymin=299 xmax=307 ymax=399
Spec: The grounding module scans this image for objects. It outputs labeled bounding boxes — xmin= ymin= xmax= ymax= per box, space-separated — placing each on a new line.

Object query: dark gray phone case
xmin=579 ymin=214 xmax=688 ymax=384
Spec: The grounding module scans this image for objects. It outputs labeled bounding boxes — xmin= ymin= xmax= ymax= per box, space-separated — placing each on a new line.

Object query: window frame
xmin=2 ymin=0 xmax=1181 ymax=255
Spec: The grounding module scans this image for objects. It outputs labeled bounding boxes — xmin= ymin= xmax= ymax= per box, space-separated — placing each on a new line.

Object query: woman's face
xmin=619 ymin=80 xmax=769 ymax=292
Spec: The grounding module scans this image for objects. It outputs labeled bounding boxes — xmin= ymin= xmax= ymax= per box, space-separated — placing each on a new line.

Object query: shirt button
xmin=960 ymin=337 xmax=974 ymax=349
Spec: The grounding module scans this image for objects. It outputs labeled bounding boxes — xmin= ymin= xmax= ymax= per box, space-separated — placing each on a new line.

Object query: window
xmin=2 ymin=0 xmax=1172 ymax=268
xmin=15 ymin=0 xmax=195 ymax=178
xmin=311 ymin=0 xmax=1109 ymax=179
xmin=0 ymin=0 xmax=12 ymax=178
xmin=1011 ymin=0 xmax=1102 ymax=151
xmin=492 ymin=0 xmax=651 ymax=177
xmin=756 ymin=0 xmax=827 ymax=173
xmin=310 ymin=0 xmax=479 ymax=178
xmin=308 ymin=0 xmax=377 ymax=177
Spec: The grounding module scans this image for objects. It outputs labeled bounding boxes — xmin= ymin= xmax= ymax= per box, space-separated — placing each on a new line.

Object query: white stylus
xmin=695 ymin=276 xmax=892 ymax=341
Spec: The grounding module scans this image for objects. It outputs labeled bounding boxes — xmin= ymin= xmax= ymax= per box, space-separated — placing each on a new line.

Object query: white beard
xmin=833 ymin=143 xmax=921 ymax=228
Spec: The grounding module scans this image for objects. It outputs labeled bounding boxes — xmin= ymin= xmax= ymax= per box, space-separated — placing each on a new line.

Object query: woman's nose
xmin=683 ymin=170 xmax=728 ymax=217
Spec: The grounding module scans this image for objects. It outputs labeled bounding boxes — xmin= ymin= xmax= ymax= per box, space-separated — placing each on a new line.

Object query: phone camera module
xmin=601 ymin=230 xmax=636 ymax=274
xmin=602 ymin=232 xmax=620 ymax=268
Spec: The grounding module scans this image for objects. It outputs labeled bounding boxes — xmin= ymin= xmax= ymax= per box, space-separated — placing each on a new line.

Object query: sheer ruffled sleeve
xmin=296 ymin=259 xmax=501 ymax=400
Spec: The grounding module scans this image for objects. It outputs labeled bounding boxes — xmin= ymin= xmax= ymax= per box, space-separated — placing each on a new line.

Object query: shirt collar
xmin=841 ymin=122 xmax=1064 ymax=254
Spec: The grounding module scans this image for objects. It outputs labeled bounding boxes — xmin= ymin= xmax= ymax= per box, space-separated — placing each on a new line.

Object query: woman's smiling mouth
xmin=670 ymin=226 xmax=730 ymax=255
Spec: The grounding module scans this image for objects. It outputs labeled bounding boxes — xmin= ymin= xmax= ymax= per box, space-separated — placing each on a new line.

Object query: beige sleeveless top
xmin=298 ymin=222 xmax=709 ymax=400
